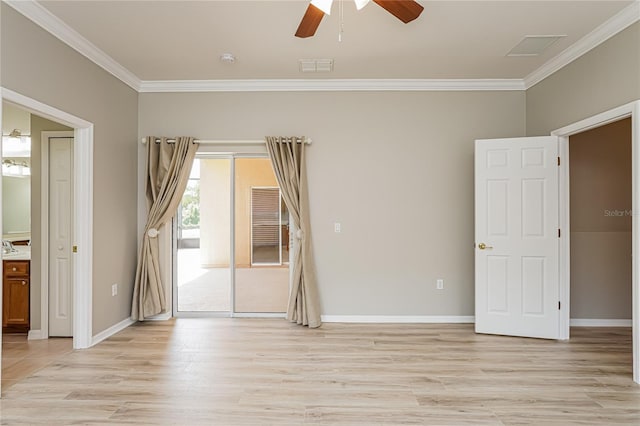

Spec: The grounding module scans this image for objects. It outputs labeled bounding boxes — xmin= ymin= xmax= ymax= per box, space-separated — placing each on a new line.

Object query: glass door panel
xmin=234 ymin=158 xmax=288 ymax=313
xmin=176 ymin=158 xmax=231 ymax=312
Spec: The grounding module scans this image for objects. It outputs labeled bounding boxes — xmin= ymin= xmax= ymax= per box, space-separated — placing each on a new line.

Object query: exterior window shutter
xmin=251 ymin=188 xmax=280 ymax=247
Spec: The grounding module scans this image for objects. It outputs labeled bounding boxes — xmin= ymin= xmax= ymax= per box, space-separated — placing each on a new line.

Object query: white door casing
xmin=475 ymin=136 xmax=560 ymax=339
xmin=48 ymin=137 xmax=74 ymax=337
xmin=552 ymin=101 xmax=640 ymax=383
xmin=1 ymin=88 xmax=93 ymax=353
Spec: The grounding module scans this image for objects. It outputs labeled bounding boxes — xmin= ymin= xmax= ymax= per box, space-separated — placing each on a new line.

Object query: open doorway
xmin=1 ymin=103 xmax=77 ymax=389
xmin=0 ymin=88 xmax=94 ymax=355
xmin=569 ymin=118 xmax=632 ymax=328
xmin=2 ymin=105 xmax=75 ymax=336
xmin=553 ymin=100 xmax=640 ymax=384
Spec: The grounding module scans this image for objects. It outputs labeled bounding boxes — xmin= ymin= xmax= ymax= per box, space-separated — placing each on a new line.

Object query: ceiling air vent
xmin=299 ymin=59 xmax=334 ymax=73
xmin=507 ymin=35 xmax=566 ymax=57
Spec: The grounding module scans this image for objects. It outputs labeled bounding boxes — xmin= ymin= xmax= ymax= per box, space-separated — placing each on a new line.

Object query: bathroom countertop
xmin=3 ymin=246 xmax=31 ymax=261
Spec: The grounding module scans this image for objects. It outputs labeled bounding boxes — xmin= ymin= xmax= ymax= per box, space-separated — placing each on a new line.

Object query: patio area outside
xmin=177 ymin=248 xmax=289 ymax=313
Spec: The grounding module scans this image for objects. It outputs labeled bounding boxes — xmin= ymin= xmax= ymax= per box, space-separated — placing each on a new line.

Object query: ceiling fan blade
xmin=295 ymin=4 xmax=325 ymax=38
xmin=373 ymin=0 xmax=424 ymax=24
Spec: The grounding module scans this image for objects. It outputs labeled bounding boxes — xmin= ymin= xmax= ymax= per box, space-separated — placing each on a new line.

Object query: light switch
xmin=334 ymin=222 xmax=341 ymax=233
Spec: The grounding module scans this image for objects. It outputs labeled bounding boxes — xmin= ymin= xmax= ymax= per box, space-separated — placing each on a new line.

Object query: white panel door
xmin=475 ymin=136 xmax=559 ymax=339
xmin=49 ymin=137 xmax=73 ymax=337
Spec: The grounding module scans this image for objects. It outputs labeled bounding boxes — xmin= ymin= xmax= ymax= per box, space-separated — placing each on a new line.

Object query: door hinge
xmin=558 ymin=229 xmax=561 ymax=238
xmin=557 ymin=157 xmax=561 ymax=166
xmin=558 ymin=301 xmax=561 ymax=310
xmin=73 ymin=245 xmax=78 ymax=253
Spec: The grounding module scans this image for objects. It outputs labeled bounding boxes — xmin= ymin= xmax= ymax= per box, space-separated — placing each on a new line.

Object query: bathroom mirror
xmin=2 ymin=104 xmax=31 ymax=241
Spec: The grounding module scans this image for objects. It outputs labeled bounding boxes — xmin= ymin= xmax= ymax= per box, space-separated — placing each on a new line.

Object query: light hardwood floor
xmin=1 ymin=334 xmax=72 ymax=391
xmin=1 ymin=320 xmax=639 ymax=425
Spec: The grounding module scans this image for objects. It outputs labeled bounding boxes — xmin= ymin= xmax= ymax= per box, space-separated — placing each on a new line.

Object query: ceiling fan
xmin=295 ymin=0 xmax=424 ymax=38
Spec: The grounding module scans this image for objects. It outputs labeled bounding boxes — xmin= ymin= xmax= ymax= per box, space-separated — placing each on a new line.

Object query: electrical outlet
xmin=436 ymin=279 xmax=444 ymax=290
xmin=112 ymin=283 xmax=118 ymax=296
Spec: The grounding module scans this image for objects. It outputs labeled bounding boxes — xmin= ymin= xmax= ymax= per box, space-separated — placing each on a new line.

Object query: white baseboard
xmin=321 ymin=315 xmax=475 ymax=324
xmin=570 ymin=318 xmax=632 ymax=327
xmin=27 ymin=329 xmax=47 ymax=340
xmin=91 ymin=317 xmax=136 ymax=346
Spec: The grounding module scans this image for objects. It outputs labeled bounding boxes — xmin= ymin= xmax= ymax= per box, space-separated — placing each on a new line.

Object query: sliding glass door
xmin=174 ymin=155 xmax=289 ymax=316
xmin=175 ymin=158 xmax=231 ymax=313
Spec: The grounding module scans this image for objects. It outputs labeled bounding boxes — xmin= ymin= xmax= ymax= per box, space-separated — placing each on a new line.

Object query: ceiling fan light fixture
xmin=354 ymin=0 xmax=370 ymax=10
xmin=310 ymin=0 xmax=333 ymax=15
xmin=296 ymin=0 xmax=423 ymax=38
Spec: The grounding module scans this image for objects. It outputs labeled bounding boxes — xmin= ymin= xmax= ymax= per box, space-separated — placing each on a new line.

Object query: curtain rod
xmin=140 ymin=137 xmax=311 ymax=145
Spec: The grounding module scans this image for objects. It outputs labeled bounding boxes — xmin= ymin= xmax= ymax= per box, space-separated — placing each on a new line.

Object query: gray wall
xmin=139 ymin=91 xmax=526 ymax=316
xmin=4 ymin=1 xmax=632 ymax=324
xmin=570 ymin=118 xmax=632 ymax=319
xmin=1 ymin=4 xmax=139 ymax=335
xmin=526 ymin=23 xmax=640 ymax=136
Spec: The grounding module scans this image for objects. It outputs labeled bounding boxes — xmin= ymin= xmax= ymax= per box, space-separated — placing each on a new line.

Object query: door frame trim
xmin=552 ymin=100 xmax=640 ymax=383
xmin=1 ymin=88 xmax=94 ymax=350
xmin=41 ymin=130 xmax=75 ymax=340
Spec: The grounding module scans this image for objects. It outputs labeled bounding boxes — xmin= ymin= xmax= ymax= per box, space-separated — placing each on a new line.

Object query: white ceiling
xmin=25 ymin=1 xmax=637 ymax=82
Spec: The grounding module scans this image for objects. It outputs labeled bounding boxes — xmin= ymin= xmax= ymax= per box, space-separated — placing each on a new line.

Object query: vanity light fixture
xmin=2 ymin=129 xmax=31 ymax=157
xmin=1 ymin=159 xmax=30 ymax=177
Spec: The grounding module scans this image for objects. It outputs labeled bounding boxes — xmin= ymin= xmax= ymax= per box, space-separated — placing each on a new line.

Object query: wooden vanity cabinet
xmin=3 ymin=260 xmax=30 ymax=333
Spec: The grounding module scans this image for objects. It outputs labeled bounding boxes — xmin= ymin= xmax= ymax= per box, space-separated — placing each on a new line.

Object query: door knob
xmin=478 ymin=243 xmax=493 ymax=250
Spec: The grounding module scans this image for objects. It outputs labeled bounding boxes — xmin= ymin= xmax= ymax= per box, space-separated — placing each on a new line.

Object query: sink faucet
xmin=2 ymin=240 xmax=15 ymax=254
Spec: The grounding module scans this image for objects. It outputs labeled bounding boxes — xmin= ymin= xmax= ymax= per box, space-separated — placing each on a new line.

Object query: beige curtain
xmin=131 ymin=136 xmax=198 ymax=320
xmin=265 ymin=136 xmax=321 ymax=328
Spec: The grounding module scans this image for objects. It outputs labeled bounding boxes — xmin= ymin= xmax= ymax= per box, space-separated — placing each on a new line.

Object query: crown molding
xmin=138 ymin=79 xmax=526 ymax=93
xmin=6 ymin=0 xmax=638 ymax=94
xmin=524 ymin=1 xmax=640 ymax=89
xmin=4 ymin=0 xmax=142 ymax=91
